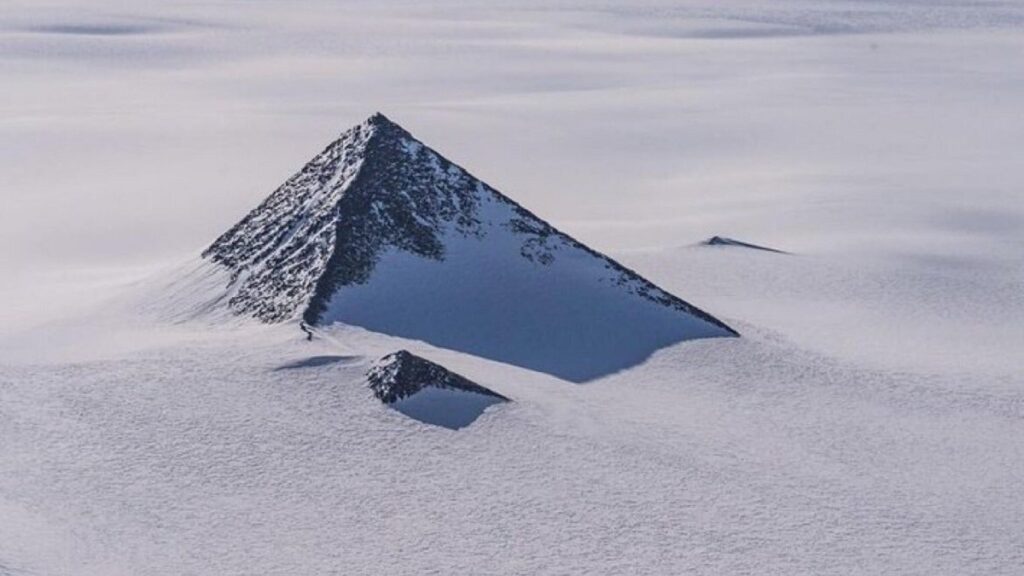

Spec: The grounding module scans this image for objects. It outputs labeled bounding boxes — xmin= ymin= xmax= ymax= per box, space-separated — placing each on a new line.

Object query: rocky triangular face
xmin=366 ymin=350 xmax=508 ymax=430
xmin=367 ymin=350 xmax=509 ymax=404
xmin=205 ymin=113 xmax=457 ymax=323
xmin=204 ymin=113 xmax=737 ymax=381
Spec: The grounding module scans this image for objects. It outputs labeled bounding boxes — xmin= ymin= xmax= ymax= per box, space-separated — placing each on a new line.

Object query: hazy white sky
xmin=2 ymin=0 xmax=1022 ymax=275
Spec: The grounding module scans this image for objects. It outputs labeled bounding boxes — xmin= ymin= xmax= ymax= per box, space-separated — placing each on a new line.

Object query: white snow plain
xmin=2 ymin=1 xmax=1024 ymax=575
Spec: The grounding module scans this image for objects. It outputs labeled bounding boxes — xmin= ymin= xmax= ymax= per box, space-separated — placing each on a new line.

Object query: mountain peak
xmin=365 ymin=111 xmax=395 ymax=127
xmin=360 ymin=111 xmax=407 ymax=141
xmin=201 ymin=116 xmax=737 ymax=381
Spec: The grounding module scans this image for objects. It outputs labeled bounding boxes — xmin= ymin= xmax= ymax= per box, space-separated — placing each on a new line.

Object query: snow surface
xmin=321 ymin=179 xmax=730 ymax=382
xmin=389 ymin=386 xmax=506 ymax=430
xmin=3 ymin=1 xmax=1024 ymax=575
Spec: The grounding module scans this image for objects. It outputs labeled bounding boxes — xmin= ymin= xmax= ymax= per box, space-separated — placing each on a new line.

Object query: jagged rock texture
xmin=366 ymin=350 xmax=509 ymax=404
xmin=203 ymin=113 xmax=737 ymax=335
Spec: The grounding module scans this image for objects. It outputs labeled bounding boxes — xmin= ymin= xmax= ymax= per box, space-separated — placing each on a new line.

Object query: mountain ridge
xmin=203 ymin=112 xmax=737 ymax=337
xmin=201 ymin=113 xmax=737 ymax=380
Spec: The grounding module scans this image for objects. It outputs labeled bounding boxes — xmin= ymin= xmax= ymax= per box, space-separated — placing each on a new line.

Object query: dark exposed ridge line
xmin=203 ymin=113 xmax=738 ymax=338
xmin=202 ymin=136 xmax=351 ymax=265
xmin=367 ymin=350 xmax=510 ymax=404
xmin=703 ymin=235 xmax=788 ymax=254
xmin=301 ymin=117 xmax=738 ymax=336
xmin=302 ymin=116 xmax=468 ymax=325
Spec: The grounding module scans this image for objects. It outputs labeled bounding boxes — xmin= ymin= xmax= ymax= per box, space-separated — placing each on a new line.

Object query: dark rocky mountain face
xmin=204 ymin=113 xmax=491 ymax=323
xmin=366 ymin=350 xmax=509 ymax=405
xmin=301 ymin=117 xmax=487 ymax=325
xmin=202 ymin=113 xmax=737 ymax=340
xmin=202 ymin=114 xmax=740 ymax=381
xmin=202 ymin=118 xmax=375 ymax=322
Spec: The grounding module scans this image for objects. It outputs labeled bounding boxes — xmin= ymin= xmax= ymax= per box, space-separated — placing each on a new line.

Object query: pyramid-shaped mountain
xmin=203 ymin=113 xmax=737 ymax=381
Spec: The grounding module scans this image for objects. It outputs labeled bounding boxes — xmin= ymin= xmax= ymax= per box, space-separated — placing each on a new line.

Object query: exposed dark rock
xmin=203 ymin=112 xmax=737 ymax=338
xmin=703 ymin=236 xmax=787 ymax=254
xmin=366 ymin=350 xmax=508 ymax=405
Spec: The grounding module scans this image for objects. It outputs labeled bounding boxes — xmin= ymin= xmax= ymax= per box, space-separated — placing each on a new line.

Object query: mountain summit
xmin=203 ymin=113 xmax=736 ymax=380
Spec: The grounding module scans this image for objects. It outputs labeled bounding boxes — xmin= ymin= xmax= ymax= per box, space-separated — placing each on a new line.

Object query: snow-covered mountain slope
xmin=203 ymin=113 xmax=736 ymax=381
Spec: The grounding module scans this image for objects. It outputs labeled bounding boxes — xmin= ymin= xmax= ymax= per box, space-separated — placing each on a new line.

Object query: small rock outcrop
xmin=367 ymin=350 xmax=509 ymax=404
xmin=703 ymin=236 xmax=787 ymax=253
xmin=366 ymin=351 xmax=508 ymax=429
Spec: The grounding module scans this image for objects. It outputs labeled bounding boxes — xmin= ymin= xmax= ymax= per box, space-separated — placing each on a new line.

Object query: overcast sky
xmin=3 ymin=0 xmax=1023 ymax=279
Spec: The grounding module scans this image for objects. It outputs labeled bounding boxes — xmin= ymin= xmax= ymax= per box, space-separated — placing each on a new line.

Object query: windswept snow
xmin=388 ymin=386 xmax=505 ymax=430
xmin=1 ymin=309 xmax=1022 ymax=576
xmin=3 ymin=1 xmax=1024 ymax=575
